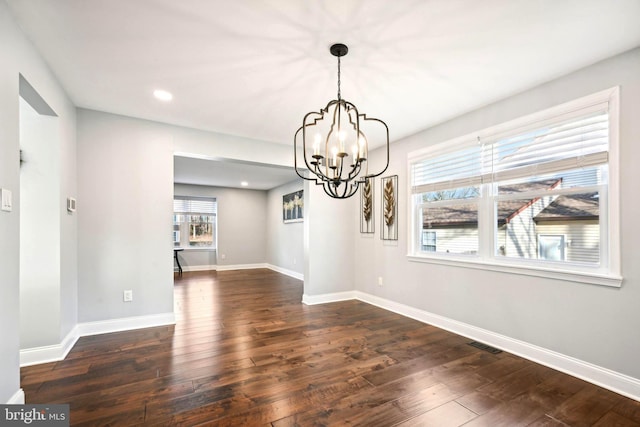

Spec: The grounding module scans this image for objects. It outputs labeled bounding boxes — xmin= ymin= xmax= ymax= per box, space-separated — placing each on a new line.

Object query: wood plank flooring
xmin=21 ymin=269 xmax=640 ymax=426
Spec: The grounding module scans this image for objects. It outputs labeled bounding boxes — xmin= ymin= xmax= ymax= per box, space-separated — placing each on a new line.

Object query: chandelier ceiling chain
xmin=294 ymin=43 xmax=390 ymax=199
xmin=336 ymin=53 xmax=341 ymax=101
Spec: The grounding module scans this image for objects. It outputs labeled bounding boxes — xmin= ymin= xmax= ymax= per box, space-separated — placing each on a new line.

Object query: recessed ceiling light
xmin=153 ymin=89 xmax=173 ymax=101
xmin=241 ymin=181 xmax=249 ymax=187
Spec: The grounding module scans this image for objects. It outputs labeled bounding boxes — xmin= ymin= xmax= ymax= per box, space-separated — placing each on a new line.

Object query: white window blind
xmin=412 ymin=103 xmax=609 ymax=195
xmin=173 ymin=197 xmax=217 ymax=215
xmin=411 ymin=143 xmax=483 ymax=194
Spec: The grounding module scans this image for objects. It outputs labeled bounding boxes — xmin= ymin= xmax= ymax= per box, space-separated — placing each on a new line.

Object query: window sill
xmin=174 ymin=247 xmax=216 ymax=252
xmin=407 ymin=254 xmax=622 ymax=288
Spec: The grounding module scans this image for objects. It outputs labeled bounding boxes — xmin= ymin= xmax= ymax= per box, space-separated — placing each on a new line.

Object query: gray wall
xmin=0 ymin=1 xmax=77 ymax=403
xmin=303 ymin=179 xmax=357 ymax=297
xmin=77 ymin=109 xmax=174 ymax=322
xmin=357 ymin=47 xmax=640 ymax=380
xmin=267 ymin=180 xmax=305 ymax=276
xmin=75 ymin=107 xmax=294 ymax=327
xmin=174 ymin=183 xmax=269 ymax=269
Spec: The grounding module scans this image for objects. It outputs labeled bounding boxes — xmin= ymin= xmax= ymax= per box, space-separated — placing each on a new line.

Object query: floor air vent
xmin=468 ymin=341 xmax=502 ymax=354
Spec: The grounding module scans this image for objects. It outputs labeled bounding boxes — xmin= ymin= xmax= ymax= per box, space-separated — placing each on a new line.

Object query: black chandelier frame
xmin=294 ymin=43 xmax=390 ymax=199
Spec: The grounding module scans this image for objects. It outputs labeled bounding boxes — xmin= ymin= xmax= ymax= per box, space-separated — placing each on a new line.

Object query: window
xmin=409 ymin=87 xmax=621 ymax=287
xmin=421 ymin=231 xmax=437 ymax=252
xmin=538 ymin=235 xmax=565 ymax=261
xmin=173 ymin=196 xmax=217 ymax=249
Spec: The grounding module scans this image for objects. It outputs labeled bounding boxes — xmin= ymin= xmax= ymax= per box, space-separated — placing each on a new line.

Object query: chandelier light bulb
xmin=338 ymin=130 xmax=346 ymax=153
xmin=359 ymin=136 xmax=367 ymax=159
xmin=313 ymin=141 xmax=320 ymax=157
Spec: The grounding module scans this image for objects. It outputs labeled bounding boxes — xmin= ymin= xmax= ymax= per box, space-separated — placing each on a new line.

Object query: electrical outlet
xmin=378 ymin=276 xmax=383 ymax=286
xmin=293 ymin=257 xmax=297 ymax=265
xmin=221 ymin=254 xmax=226 ymax=260
xmin=123 ymin=290 xmax=133 ymax=302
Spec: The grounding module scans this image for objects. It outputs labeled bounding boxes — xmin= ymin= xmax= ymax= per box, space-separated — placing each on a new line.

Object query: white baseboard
xmin=180 ymin=265 xmax=216 ymax=272
xmin=76 ymin=312 xmax=175 ymax=337
xmin=20 ymin=312 xmax=175 ymax=367
xmin=7 ymin=389 xmax=25 ymax=404
xmin=302 ymin=291 xmax=356 ymax=305
xmin=216 ymin=263 xmax=268 ymax=271
xmin=177 ymin=263 xmax=304 ymax=280
xmin=303 ymin=290 xmax=640 ymax=401
xmin=20 ymin=326 xmax=80 ymax=367
xmin=267 ymin=264 xmax=304 ymax=281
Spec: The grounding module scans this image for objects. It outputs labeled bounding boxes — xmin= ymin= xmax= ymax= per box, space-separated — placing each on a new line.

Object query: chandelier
xmin=294 ymin=43 xmax=389 ymax=199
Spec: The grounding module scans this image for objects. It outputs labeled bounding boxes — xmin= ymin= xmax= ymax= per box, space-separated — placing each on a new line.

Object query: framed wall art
xmin=381 ymin=175 xmax=398 ymax=240
xmin=360 ymin=178 xmax=374 ymax=233
xmin=283 ymin=190 xmax=303 ymax=223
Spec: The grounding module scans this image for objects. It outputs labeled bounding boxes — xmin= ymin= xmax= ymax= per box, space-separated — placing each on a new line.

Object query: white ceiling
xmin=7 ymin=0 xmax=640 ymax=188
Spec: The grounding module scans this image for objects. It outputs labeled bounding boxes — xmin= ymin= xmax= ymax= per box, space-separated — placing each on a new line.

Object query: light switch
xmin=1 ymin=188 xmax=12 ymax=212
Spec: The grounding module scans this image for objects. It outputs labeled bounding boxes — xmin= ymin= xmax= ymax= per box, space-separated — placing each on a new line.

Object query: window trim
xmin=407 ymin=87 xmax=621 ymax=288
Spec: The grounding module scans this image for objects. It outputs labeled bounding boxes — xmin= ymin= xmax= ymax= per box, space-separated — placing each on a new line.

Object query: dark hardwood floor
xmin=21 ymin=269 xmax=640 ymax=426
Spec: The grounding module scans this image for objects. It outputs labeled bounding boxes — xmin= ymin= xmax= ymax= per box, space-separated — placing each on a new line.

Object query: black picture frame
xmin=283 ymin=190 xmax=303 ymax=223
